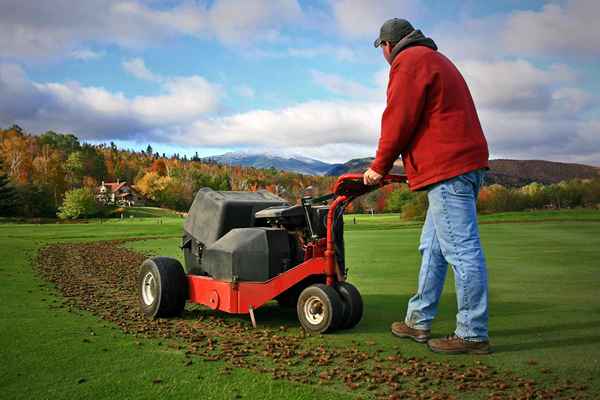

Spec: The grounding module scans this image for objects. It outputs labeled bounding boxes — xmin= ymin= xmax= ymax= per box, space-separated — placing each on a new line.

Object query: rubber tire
xmin=297 ymin=284 xmax=344 ymax=333
xmin=335 ymin=282 xmax=363 ymax=329
xmin=138 ymin=257 xmax=187 ymax=319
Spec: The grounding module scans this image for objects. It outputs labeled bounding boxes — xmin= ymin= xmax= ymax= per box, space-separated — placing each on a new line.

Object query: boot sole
xmin=428 ymin=344 xmax=492 ymax=355
xmin=391 ymin=330 xmax=430 ymax=343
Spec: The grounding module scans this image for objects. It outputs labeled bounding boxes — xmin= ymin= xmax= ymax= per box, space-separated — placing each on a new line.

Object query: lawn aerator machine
xmin=138 ymin=173 xmax=406 ymax=333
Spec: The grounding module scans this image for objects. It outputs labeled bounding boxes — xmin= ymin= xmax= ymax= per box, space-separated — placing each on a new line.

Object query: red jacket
xmin=370 ymin=46 xmax=489 ymax=191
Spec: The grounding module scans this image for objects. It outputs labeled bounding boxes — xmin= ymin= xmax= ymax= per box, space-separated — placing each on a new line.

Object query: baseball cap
xmin=374 ymin=18 xmax=414 ymax=47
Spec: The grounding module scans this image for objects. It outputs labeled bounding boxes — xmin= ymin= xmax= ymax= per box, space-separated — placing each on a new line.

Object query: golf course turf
xmin=1 ymin=211 xmax=598 ymax=399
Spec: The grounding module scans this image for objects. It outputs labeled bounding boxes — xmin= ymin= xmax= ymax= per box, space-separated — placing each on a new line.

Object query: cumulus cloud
xmin=245 ymin=45 xmax=364 ymax=62
xmin=2 ymin=56 xmax=599 ymax=165
xmin=0 ymin=0 xmax=302 ymax=60
xmin=311 ymin=70 xmax=378 ymax=99
xmin=70 ymin=48 xmax=105 ymax=61
xmin=287 ymin=46 xmax=360 ymax=62
xmin=434 ymin=0 xmax=600 ymax=61
xmin=0 ymin=63 xmax=220 ymax=140
xmin=207 ymin=0 xmax=301 ymax=44
xmin=183 ymin=100 xmax=383 ymax=148
xmin=329 ymin=0 xmax=419 ymax=38
xmin=458 ymin=60 xmax=578 ymax=112
xmin=456 ymin=59 xmax=599 ymax=164
xmin=503 ymin=0 xmax=600 ymax=57
xmin=122 ymin=58 xmax=162 ymax=82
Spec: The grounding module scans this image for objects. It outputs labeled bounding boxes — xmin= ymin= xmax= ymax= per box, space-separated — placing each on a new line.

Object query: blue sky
xmin=0 ymin=0 xmax=598 ymax=165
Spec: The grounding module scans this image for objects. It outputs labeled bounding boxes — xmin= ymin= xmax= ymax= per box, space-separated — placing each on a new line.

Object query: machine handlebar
xmin=333 ymin=173 xmax=407 ymax=198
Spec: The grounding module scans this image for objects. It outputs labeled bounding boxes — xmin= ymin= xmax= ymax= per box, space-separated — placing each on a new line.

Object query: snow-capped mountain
xmin=202 ymin=151 xmax=340 ymax=176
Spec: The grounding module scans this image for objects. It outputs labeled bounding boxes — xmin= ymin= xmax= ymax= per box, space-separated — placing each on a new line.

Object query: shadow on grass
xmin=352 ymin=294 xmax=552 ymax=331
xmin=176 ymin=294 xmax=600 ymax=354
xmin=491 ymin=319 xmax=600 ymax=337
xmin=492 ymin=335 xmax=600 ymax=353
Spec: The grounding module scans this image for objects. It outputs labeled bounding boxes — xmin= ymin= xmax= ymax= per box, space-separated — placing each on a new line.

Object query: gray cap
xmin=374 ymin=18 xmax=414 ymax=47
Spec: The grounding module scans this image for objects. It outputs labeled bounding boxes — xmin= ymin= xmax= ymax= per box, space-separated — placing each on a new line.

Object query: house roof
xmin=102 ymin=182 xmax=128 ymax=193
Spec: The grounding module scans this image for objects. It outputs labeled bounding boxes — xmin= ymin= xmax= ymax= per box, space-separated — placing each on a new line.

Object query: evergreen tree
xmin=0 ymin=158 xmax=17 ymax=215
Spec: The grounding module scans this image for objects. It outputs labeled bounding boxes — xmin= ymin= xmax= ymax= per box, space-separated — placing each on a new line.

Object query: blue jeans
xmin=405 ymin=169 xmax=489 ymax=342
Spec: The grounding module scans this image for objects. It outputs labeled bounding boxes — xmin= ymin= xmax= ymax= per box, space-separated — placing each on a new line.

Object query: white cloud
xmin=131 ymin=76 xmax=221 ymax=124
xmin=434 ymin=0 xmax=600 ymax=61
xmin=0 ymin=63 xmax=220 ymax=140
xmin=503 ymin=0 xmax=600 ymax=57
xmin=183 ymin=100 xmax=383 ymax=149
xmin=310 ymin=69 xmax=386 ymax=100
xmin=311 ymin=70 xmax=374 ymax=99
xmin=243 ymin=45 xmax=363 ymax=62
xmin=329 ymin=0 xmax=419 ymax=38
xmin=70 ymin=49 xmax=105 ymax=61
xmin=207 ymin=0 xmax=301 ymax=44
xmin=431 ymin=15 xmax=505 ymax=61
xmin=2 ymin=43 xmax=600 ymax=166
xmin=0 ymin=0 xmax=302 ymax=60
xmin=450 ymin=59 xmax=598 ymax=163
xmin=458 ymin=60 xmax=578 ymax=112
xmin=122 ymin=58 xmax=162 ymax=82
xmin=287 ymin=46 xmax=359 ymax=62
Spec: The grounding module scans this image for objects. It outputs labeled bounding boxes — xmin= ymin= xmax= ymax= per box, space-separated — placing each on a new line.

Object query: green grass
xmin=118 ymin=206 xmax=183 ymax=218
xmin=127 ymin=221 xmax=600 ymax=388
xmin=345 ymin=209 xmax=600 ymax=230
xmin=1 ymin=210 xmax=599 ymax=398
xmin=0 ymin=222 xmax=345 ymax=400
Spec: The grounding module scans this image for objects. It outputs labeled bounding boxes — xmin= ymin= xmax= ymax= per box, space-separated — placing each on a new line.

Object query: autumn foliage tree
xmin=57 ymin=188 xmax=99 ymax=219
xmin=7 ymin=125 xmax=599 ymax=220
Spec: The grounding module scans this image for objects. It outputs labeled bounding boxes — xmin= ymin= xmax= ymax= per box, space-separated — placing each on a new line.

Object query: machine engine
xmin=182 ymin=188 xmax=343 ymax=282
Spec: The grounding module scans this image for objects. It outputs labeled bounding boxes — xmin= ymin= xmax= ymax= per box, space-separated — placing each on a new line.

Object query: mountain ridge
xmin=203 ymin=151 xmax=599 ymax=186
xmin=326 ymin=157 xmax=600 ymax=186
xmin=203 ymin=151 xmax=340 ymax=176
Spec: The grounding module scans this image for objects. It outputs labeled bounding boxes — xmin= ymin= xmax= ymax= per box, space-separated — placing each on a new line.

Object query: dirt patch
xmin=36 ymin=241 xmax=591 ymax=400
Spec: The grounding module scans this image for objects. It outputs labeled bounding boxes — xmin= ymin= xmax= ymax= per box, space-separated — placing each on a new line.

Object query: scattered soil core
xmin=36 ymin=241 xmax=591 ymax=400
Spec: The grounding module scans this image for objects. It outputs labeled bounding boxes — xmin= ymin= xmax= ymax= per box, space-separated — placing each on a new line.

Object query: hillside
xmin=485 ymin=159 xmax=600 ymax=186
xmin=325 ymin=157 xmax=600 ymax=186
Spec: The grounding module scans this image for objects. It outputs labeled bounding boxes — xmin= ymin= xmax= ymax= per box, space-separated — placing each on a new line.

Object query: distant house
xmin=97 ymin=181 xmax=145 ymax=207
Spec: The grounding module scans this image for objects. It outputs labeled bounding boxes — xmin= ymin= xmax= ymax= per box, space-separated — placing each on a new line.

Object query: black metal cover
xmin=201 ymin=228 xmax=291 ymax=282
xmin=182 ymin=188 xmax=287 ymax=275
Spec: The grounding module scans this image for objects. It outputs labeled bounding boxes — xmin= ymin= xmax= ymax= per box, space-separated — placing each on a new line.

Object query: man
xmin=363 ymin=18 xmax=491 ymax=354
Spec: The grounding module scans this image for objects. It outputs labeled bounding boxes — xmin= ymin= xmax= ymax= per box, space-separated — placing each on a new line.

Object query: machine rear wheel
xmin=138 ymin=257 xmax=187 ymax=319
xmin=335 ymin=282 xmax=363 ymax=329
xmin=297 ymin=284 xmax=343 ymax=333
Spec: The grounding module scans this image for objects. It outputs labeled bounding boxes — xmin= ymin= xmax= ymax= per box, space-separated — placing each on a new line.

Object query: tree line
xmin=380 ymin=178 xmax=600 ymax=220
xmin=1 ymin=125 xmax=598 ymax=220
xmin=0 ymin=126 xmax=336 ymax=218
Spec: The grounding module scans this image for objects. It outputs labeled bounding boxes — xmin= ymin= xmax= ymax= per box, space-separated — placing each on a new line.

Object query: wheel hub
xmin=304 ymin=296 xmax=325 ymax=325
xmin=141 ymin=272 xmax=157 ymax=305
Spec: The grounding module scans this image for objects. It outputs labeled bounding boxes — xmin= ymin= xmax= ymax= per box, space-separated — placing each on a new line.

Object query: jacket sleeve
xmin=370 ymin=58 xmax=429 ymax=175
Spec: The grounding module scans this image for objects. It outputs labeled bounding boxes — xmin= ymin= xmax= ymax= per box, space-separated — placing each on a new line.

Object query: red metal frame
xmin=187 ymin=173 xmax=407 ymax=314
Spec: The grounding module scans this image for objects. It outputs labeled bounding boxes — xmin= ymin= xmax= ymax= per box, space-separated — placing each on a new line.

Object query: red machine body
xmin=186 ymin=173 xmax=407 ymax=315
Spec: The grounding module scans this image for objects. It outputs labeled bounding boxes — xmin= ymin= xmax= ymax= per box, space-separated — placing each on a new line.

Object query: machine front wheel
xmin=336 ymin=282 xmax=363 ymax=329
xmin=297 ymin=284 xmax=343 ymax=333
xmin=138 ymin=257 xmax=187 ymax=319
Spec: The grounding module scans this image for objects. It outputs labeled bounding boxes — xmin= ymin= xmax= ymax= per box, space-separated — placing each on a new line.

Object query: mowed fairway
xmin=1 ymin=213 xmax=599 ymax=399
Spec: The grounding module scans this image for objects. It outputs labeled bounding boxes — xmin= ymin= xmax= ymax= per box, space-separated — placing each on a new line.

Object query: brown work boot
xmin=427 ymin=335 xmax=492 ymax=355
xmin=390 ymin=322 xmax=431 ymax=343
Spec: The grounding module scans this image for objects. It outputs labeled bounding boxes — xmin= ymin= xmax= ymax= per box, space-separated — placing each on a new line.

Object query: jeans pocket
xmin=449 ymin=176 xmax=473 ymax=196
